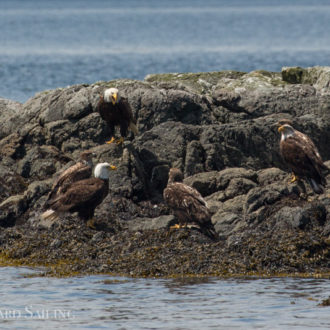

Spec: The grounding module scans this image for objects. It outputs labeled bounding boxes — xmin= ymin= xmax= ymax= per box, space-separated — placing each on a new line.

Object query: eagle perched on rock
xmin=42 ymin=162 xmax=116 ymax=222
xmin=96 ymin=88 xmax=138 ymax=144
xmin=44 ymin=150 xmax=94 ymax=209
xmin=163 ymin=168 xmax=218 ymax=239
xmin=278 ymin=123 xmax=329 ymax=194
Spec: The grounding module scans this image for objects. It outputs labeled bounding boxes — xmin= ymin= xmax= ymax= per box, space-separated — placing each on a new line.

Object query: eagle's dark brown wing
xmin=118 ymin=98 xmax=136 ymax=123
xmin=294 ymin=130 xmax=327 ymax=170
xmin=164 ymin=182 xmax=217 ymax=239
xmin=47 ymin=178 xmax=108 ymax=222
xmin=44 ymin=161 xmax=92 ymax=207
xmin=118 ymin=98 xmax=138 ymax=136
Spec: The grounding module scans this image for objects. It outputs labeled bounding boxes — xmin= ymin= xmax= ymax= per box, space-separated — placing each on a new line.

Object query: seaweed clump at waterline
xmin=0 ymin=66 xmax=329 ymax=278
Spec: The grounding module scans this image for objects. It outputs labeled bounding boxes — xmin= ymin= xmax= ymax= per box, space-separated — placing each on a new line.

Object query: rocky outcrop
xmin=0 ymin=67 xmax=329 ymax=277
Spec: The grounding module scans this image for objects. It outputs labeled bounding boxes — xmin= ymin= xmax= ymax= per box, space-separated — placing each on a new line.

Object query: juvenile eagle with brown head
xmin=278 ymin=123 xmax=328 ymax=194
xmin=163 ymin=168 xmax=218 ymax=239
xmin=96 ymin=88 xmax=138 ymax=144
xmin=42 ymin=162 xmax=116 ymax=222
xmin=44 ymin=150 xmax=94 ymax=209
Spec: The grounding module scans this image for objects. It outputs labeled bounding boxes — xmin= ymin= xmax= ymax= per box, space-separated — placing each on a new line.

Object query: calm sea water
xmin=1 ymin=0 xmax=330 ymax=102
xmin=0 ymin=267 xmax=329 ymax=329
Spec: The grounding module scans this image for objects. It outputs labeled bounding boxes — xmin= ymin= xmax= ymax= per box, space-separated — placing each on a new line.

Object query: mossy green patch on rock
xmin=282 ymin=66 xmax=330 ymax=88
xmin=282 ymin=66 xmax=306 ymax=84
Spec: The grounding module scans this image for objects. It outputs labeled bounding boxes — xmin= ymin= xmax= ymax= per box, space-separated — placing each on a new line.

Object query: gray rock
xmin=0 ymin=194 xmax=27 ymax=227
xmin=257 ymin=168 xmax=287 ymax=186
xmin=0 ymin=66 xmax=329 ymax=245
xmin=212 ymin=212 xmax=246 ymax=239
xmin=244 ymin=182 xmax=300 ymax=216
xmin=128 ymin=215 xmax=175 ymax=231
xmin=273 ymin=203 xmax=327 ymax=231
xmin=0 ymin=98 xmax=23 ymax=139
xmin=185 ymin=167 xmax=257 ymax=197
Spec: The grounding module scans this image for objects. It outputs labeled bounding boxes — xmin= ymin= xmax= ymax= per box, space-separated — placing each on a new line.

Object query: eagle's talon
xmin=170 ymin=224 xmax=182 ymax=230
xmin=106 ymin=137 xmax=116 ymax=144
xmin=290 ymin=174 xmax=299 ymax=183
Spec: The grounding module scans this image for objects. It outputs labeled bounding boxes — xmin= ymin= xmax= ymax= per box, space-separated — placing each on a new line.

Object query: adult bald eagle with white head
xmin=42 ymin=162 xmax=117 ymax=222
xmin=278 ymin=123 xmax=328 ymax=194
xmin=96 ymin=88 xmax=138 ymax=144
xmin=44 ymin=150 xmax=95 ymax=209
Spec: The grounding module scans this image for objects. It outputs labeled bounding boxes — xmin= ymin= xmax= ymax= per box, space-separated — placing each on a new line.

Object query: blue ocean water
xmin=0 ymin=267 xmax=330 ymax=329
xmin=1 ymin=0 xmax=330 ymax=102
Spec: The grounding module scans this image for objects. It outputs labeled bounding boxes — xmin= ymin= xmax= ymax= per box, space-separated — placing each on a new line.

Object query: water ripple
xmin=0 ymin=267 xmax=329 ymax=329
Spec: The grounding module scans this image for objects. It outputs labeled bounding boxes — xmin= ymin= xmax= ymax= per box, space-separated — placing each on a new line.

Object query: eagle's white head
xmin=278 ymin=124 xmax=295 ymax=141
xmin=94 ymin=162 xmax=117 ymax=180
xmin=104 ymin=88 xmax=120 ymax=105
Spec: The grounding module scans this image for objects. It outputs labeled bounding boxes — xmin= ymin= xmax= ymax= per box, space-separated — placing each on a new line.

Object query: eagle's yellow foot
xmin=170 ymin=223 xmax=187 ymax=230
xmin=116 ymin=137 xmax=124 ymax=145
xmin=290 ymin=174 xmax=299 ymax=183
xmin=86 ymin=218 xmax=96 ymax=229
xmin=106 ymin=137 xmax=116 ymax=144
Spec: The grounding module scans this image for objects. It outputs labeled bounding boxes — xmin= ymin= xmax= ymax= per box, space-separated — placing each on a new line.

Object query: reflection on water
xmin=0 ymin=267 xmax=329 ymax=329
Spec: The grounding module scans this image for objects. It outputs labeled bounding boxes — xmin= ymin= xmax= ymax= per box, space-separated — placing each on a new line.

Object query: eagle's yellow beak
xmin=111 ymin=93 xmax=117 ymax=105
xmin=278 ymin=125 xmax=284 ymax=133
xmin=109 ymin=165 xmax=117 ymax=170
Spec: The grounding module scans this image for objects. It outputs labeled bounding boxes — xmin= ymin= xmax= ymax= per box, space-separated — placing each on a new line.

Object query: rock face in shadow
xmin=0 ymin=67 xmax=329 ymax=277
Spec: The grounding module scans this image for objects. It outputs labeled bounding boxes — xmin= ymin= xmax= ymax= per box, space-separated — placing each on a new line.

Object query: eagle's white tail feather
xmin=41 ymin=209 xmax=58 ymax=221
xmin=129 ymin=122 xmax=138 ymax=135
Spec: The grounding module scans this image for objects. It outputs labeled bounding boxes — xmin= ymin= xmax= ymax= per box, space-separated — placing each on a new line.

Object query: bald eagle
xmin=278 ymin=124 xmax=329 ymax=194
xmin=44 ymin=150 xmax=94 ymax=209
xmin=96 ymin=88 xmax=138 ymax=144
xmin=42 ymin=162 xmax=116 ymax=222
xmin=163 ymin=168 xmax=218 ymax=239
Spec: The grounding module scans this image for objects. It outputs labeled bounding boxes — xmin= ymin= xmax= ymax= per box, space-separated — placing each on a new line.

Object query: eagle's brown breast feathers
xmin=96 ymin=96 xmax=137 ymax=138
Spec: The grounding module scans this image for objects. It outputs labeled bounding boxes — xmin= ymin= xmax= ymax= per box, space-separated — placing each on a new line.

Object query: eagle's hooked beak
xmin=109 ymin=165 xmax=117 ymax=170
xmin=278 ymin=125 xmax=284 ymax=133
xmin=111 ymin=93 xmax=118 ymax=105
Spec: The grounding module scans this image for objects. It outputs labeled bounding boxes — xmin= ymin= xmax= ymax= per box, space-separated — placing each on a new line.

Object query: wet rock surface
xmin=0 ymin=67 xmax=329 ymax=277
